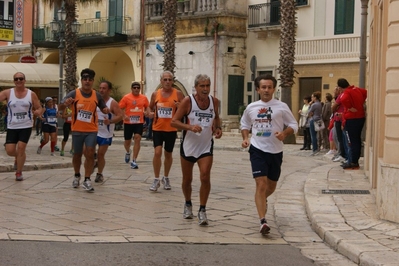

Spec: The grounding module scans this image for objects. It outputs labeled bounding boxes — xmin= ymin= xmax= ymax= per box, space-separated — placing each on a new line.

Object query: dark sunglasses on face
xmin=163 ymin=78 xmax=173 ymax=82
xmin=132 ymin=86 xmax=140 ymax=89
xmin=82 ymin=77 xmax=94 ymax=81
xmin=14 ymin=77 xmax=24 ymax=81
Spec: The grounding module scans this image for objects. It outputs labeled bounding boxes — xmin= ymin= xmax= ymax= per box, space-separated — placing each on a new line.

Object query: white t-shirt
xmin=7 ymin=88 xmax=34 ymax=129
xmin=240 ymin=99 xmax=298 ymax=154
xmin=97 ymin=98 xmax=115 ymax=139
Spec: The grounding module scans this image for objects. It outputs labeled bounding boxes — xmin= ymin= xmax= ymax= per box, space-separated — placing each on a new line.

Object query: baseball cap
xmin=45 ymin=97 xmax=53 ymax=103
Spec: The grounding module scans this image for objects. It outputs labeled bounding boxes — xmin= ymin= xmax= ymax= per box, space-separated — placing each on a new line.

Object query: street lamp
xmin=50 ymin=7 xmax=80 ymax=102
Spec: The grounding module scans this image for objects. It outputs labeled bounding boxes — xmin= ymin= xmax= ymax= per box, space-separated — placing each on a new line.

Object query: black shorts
xmin=152 ymin=130 xmax=177 ymax=153
xmin=5 ymin=128 xmax=32 ymax=144
xmin=124 ymin=123 xmax=144 ymax=140
xmin=42 ymin=124 xmax=57 ymax=133
xmin=249 ymin=145 xmax=283 ymax=181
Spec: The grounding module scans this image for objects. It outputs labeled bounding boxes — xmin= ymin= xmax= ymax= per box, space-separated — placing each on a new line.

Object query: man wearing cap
xmin=119 ymin=81 xmax=151 ymax=169
xmin=0 ymin=72 xmax=43 ymax=181
xmin=37 ymin=97 xmax=58 ymax=156
xmin=59 ymin=68 xmax=110 ymax=192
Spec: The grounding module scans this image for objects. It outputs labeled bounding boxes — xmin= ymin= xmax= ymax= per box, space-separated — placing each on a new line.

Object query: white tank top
xmin=7 ymin=88 xmax=34 ymax=129
xmin=181 ymin=94 xmax=215 ymax=158
xmin=97 ymin=97 xmax=115 ymax=138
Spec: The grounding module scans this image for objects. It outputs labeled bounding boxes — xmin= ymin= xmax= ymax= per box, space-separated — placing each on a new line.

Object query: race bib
xmin=157 ymin=107 xmax=173 ymax=118
xmin=14 ymin=112 xmax=27 ymax=120
xmin=47 ymin=117 xmax=57 ymax=123
xmin=129 ymin=115 xmax=140 ymax=123
xmin=98 ymin=119 xmax=104 ymax=126
xmin=77 ymin=110 xmax=92 ymax=123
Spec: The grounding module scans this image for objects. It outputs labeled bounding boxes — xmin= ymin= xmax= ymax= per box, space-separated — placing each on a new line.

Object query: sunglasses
xmin=82 ymin=77 xmax=94 ymax=81
xmin=14 ymin=77 xmax=24 ymax=81
xmin=132 ymin=87 xmax=140 ymax=89
xmin=163 ymin=78 xmax=173 ymax=82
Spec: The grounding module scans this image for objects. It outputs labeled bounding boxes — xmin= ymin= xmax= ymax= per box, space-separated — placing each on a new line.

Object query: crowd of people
xmin=297 ymin=78 xmax=367 ymax=170
xmin=1 ymin=71 xmax=366 ymax=235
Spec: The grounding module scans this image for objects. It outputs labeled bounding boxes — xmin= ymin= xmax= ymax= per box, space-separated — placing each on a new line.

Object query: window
xmin=95 ymin=11 xmax=101 ymax=19
xmin=296 ymin=0 xmax=308 ymax=6
xmin=334 ymin=0 xmax=354 ymax=35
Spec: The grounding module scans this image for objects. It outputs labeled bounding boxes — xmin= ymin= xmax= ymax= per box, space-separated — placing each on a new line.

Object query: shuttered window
xmin=334 ymin=0 xmax=355 ymax=34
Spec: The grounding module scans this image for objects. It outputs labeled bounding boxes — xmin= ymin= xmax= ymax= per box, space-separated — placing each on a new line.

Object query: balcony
xmin=33 ymin=16 xmax=133 ymax=48
xmin=145 ymin=0 xmax=222 ymax=20
xmin=295 ymin=36 xmax=367 ymax=64
xmin=248 ymin=1 xmax=280 ymax=29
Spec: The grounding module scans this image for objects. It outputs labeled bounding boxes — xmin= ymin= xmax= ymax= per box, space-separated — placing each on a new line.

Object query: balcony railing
xmin=33 ymin=16 xmax=132 ymax=42
xmin=295 ymin=36 xmax=367 ymax=63
xmin=145 ymin=0 xmax=221 ymax=20
xmin=248 ymin=1 xmax=280 ymax=28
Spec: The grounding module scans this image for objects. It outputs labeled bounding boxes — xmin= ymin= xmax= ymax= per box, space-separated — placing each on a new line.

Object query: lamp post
xmin=50 ymin=7 xmax=80 ymax=101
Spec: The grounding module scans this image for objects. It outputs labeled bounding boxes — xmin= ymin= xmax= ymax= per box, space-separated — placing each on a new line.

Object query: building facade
xmin=367 ymin=0 xmax=399 ymax=223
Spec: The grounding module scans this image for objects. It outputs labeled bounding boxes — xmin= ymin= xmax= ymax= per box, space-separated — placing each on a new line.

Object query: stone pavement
xmin=1 ymin=131 xmax=399 ymax=265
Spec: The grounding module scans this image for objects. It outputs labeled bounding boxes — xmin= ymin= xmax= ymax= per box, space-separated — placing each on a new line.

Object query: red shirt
xmin=340 ymin=85 xmax=367 ymax=120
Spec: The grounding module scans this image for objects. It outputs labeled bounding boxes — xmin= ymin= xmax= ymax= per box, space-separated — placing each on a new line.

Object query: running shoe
xmin=95 ymin=173 xmax=104 ymax=183
xmin=15 ymin=172 xmax=23 ymax=181
xmin=50 ymin=152 xmax=55 ymax=156
xmin=198 ymin=210 xmax=209 ymax=226
xmin=332 ymin=155 xmax=345 ymax=162
xmin=130 ymin=161 xmax=138 ymax=169
xmin=260 ymin=222 xmax=271 ymax=235
xmin=124 ymin=151 xmax=131 ymax=163
xmin=183 ymin=204 xmax=194 ymax=219
xmin=162 ymin=176 xmax=171 ymax=190
xmin=69 ymin=149 xmax=74 ymax=155
xmin=149 ymin=178 xmax=160 ymax=191
xmin=60 ymin=150 xmax=65 ymax=156
xmin=82 ymin=179 xmax=94 ymax=192
xmin=54 ymin=146 xmax=60 ymax=151
xmin=72 ymin=175 xmax=81 ymax=188
xmin=37 ymin=146 xmax=42 ymax=154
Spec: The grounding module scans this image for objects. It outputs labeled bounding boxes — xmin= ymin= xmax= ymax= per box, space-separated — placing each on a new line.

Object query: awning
xmin=0 ymin=63 xmax=59 ymax=88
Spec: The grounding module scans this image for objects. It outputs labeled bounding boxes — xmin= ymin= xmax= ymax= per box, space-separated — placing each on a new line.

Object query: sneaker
xmin=149 ymin=178 xmax=161 ymax=191
xmin=326 ymin=150 xmax=336 ymax=155
xmin=82 ymin=179 xmax=95 ymax=192
xmin=37 ymin=146 xmax=42 ymax=154
xmin=60 ymin=150 xmax=65 ymax=156
xmin=50 ymin=152 xmax=55 ymax=156
xmin=333 ymin=155 xmax=345 ymax=162
xmin=69 ymin=149 xmax=74 ymax=155
xmin=198 ymin=210 xmax=209 ymax=226
xmin=95 ymin=173 xmax=104 ymax=183
xmin=310 ymin=150 xmax=319 ymax=156
xmin=55 ymin=146 xmax=60 ymax=152
xmin=124 ymin=152 xmax=131 ymax=163
xmin=260 ymin=222 xmax=271 ymax=235
xmin=72 ymin=175 xmax=81 ymax=188
xmin=130 ymin=161 xmax=138 ymax=169
xmin=162 ymin=176 xmax=171 ymax=190
xmin=15 ymin=172 xmax=23 ymax=181
xmin=183 ymin=204 xmax=194 ymax=219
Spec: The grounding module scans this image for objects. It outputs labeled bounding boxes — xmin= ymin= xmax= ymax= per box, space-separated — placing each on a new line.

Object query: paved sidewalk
xmin=1 ymin=131 xmax=398 ymax=265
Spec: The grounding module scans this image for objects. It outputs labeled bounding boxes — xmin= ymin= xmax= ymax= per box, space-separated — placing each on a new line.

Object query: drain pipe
xmin=140 ymin=0 xmax=145 ymax=93
xmin=213 ymin=22 xmax=219 ymax=97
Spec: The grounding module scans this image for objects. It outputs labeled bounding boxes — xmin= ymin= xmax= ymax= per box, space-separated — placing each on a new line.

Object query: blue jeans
xmin=309 ymin=119 xmax=318 ymax=152
xmin=343 ymin=129 xmax=352 ymax=164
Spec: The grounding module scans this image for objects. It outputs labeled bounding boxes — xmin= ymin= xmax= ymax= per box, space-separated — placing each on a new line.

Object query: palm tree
xmin=162 ymin=0 xmax=177 ymax=73
xmin=279 ymin=0 xmax=296 ymax=109
xmin=38 ymin=0 xmax=102 ymax=92
xmin=279 ymin=0 xmax=297 ymax=143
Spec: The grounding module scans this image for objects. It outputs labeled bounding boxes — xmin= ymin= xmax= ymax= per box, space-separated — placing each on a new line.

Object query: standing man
xmin=0 ymin=72 xmax=43 ymax=181
xmin=119 ymin=81 xmax=150 ymax=169
xmin=148 ymin=71 xmax=184 ymax=191
xmin=59 ymin=68 xmax=109 ymax=192
xmin=240 ymin=74 xmax=298 ymax=235
xmin=94 ymin=81 xmax=123 ymax=182
xmin=171 ymin=74 xmax=222 ymax=226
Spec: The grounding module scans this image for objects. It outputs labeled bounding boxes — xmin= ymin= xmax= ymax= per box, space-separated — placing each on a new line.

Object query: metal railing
xmin=248 ymin=1 xmax=280 ymax=28
xmin=33 ymin=16 xmax=132 ymax=42
xmin=145 ymin=0 xmax=221 ymax=19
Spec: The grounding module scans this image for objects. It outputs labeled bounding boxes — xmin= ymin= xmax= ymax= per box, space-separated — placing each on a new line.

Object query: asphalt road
xmin=0 ymin=241 xmax=314 ymax=266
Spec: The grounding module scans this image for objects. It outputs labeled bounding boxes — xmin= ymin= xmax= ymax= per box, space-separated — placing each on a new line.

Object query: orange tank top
xmin=152 ymin=88 xmax=178 ymax=132
xmin=71 ymin=89 xmax=99 ymax=132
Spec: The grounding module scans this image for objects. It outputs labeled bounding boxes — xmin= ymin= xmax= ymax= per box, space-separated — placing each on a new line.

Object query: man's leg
xmin=97 ymin=144 xmax=109 ymax=174
xmin=124 ymin=139 xmax=132 ymax=154
xmin=197 ymin=156 xmax=213 ymax=206
xmin=153 ymin=146 xmax=163 ymax=178
xmin=255 ymin=176 xmax=277 ymax=219
xmin=84 ymin=146 xmax=96 ymax=178
xmin=132 ymin=133 xmax=142 ymax=161
xmin=164 ymin=150 xmax=173 ymax=178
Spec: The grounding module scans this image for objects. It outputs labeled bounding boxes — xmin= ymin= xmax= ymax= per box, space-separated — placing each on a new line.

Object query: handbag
xmin=314 ymin=120 xmax=325 ymax=132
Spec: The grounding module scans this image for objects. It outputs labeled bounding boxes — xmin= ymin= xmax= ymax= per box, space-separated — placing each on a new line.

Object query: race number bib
xmin=77 ymin=110 xmax=93 ymax=123
xmin=98 ymin=119 xmax=104 ymax=126
xmin=157 ymin=107 xmax=173 ymax=118
xmin=129 ymin=115 xmax=140 ymax=123
xmin=14 ymin=112 xmax=27 ymax=120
